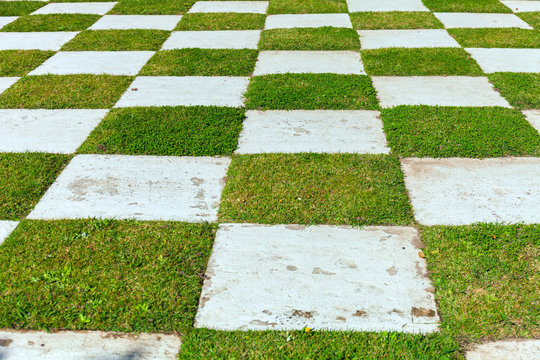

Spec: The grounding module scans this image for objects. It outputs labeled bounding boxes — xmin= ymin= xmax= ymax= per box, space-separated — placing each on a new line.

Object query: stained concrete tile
xmin=358 ymin=29 xmax=460 ymax=49
xmin=28 ymin=155 xmax=231 ymax=221
xmin=523 ymin=110 xmax=540 ymax=133
xmin=466 ymin=339 xmax=540 ymax=360
xmin=465 ymin=48 xmax=540 ymax=73
xmin=372 ymin=76 xmax=511 ymax=108
xmin=114 ymin=76 xmax=249 ymax=107
xmin=265 ymin=14 xmax=352 ymax=29
xmin=31 ymin=2 xmax=118 ymax=15
xmin=89 ymin=15 xmax=182 ymax=30
xmin=0 ymin=330 xmax=181 ymax=360
xmin=195 ymin=224 xmax=439 ymax=332
xmin=0 ymin=221 xmax=18 ymax=246
xmin=347 ymin=0 xmax=429 ymax=12
xmin=0 ymin=77 xmax=19 ymax=95
xmin=502 ymin=1 xmax=540 ymax=13
xmin=433 ymin=12 xmax=533 ymax=29
xmin=189 ymin=1 xmax=269 ymax=14
xmin=401 ymin=157 xmax=540 ymax=225
xmin=0 ymin=109 xmax=108 ymax=154
xmin=236 ymin=110 xmax=390 ymax=154
xmin=161 ymin=30 xmax=261 ymax=50
xmin=0 ymin=17 xmax=18 ymax=29
xmin=0 ymin=32 xmax=79 ymax=50
xmin=253 ymin=51 xmax=365 ymax=75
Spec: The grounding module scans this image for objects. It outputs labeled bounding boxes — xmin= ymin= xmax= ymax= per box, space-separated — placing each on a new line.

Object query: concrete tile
xmin=466 ymin=339 xmax=540 ymax=360
xmin=502 ymin=1 xmax=540 ymax=13
xmin=433 ymin=12 xmax=533 ymax=29
xmin=29 ymin=51 xmax=154 ymax=76
xmin=0 ymin=77 xmax=19 ymax=95
xmin=236 ymin=110 xmax=390 ymax=154
xmin=401 ymin=157 xmax=540 ymax=225
xmin=0 ymin=330 xmax=180 ymax=360
xmin=28 ymin=155 xmax=231 ymax=221
xmin=465 ymin=48 xmax=540 ymax=73
xmin=31 ymin=2 xmax=118 ymax=15
xmin=347 ymin=0 xmax=429 ymax=12
xmin=0 ymin=109 xmax=108 ymax=154
xmin=523 ymin=110 xmax=540 ymax=133
xmin=161 ymin=30 xmax=261 ymax=50
xmin=372 ymin=76 xmax=511 ymax=108
xmin=189 ymin=1 xmax=269 ymax=14
xmin=265 ymin=14 xmax=352 ymax=29
xmin=358 ymin=29 xmax=460 ymax=49
xmin=0 ymin=17 xmax=18 ymax=29
xmin=0 ymin=32 xmax=79 ymax=50
xmin=253 ymin=51 xmax=365 ymax=75
xmin=0 ymin=221 xmax=18 ymax=246
xmin=114 ymin=76 xmax=249 ymax=107
xmin=195 ymin=224 xmax=439 ymax=332
xmin=89 ymin=15 xmax=182 ymax=30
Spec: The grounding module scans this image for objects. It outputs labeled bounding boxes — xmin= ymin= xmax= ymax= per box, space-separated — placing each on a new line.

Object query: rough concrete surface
xmin=31 ymin=2 xmax=118 ymax=15
xmin=0 ymin=32 xmax=79 ymax=50
xmin=162 ymin=30 xmax=261 ymax=49
xmin=433 ymin=12 xmax=532 ymax=29
xmin=523 ymin=110 xmax=540 ymax=134
xmin=89 ymin=15 xmax=182 ymax=30
xmin=0 ymin=221 xmax=18 ymax=245
xmin=465 ymin=48 xmax=540 ymax=73
xmin=466 ymin=339 xmax=540 ymax=360
xmin=358 ymin=29 xmax=460 ymax=49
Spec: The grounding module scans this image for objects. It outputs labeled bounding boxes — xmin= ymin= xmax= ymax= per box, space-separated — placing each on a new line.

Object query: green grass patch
xmin=78 ymin=106 xmax=244 ymax=156
xmin=259 ymin=27 xmax=360 ymax=51
xmin=0 ymin=75 xmax=133 ymax=109
xmin=350 ymin=11 xmax=443 ymax=29
xmin=0 ymin=219 xmax=215 ymax=333
xmin=0 ymin=1 xmax=45 ymax=16
xmin=489 ymin=73 xmax=540 ymax=109
xmin=423 ymin=224 xmax=540 ymax=341
xmin=517 ymin=12 xmax=540 ymax=30
xmin=381 ymin=106 xmax=540 ymax=158
xmin=422 ymin=0 xmax=511 ymax=13
xmin=362 ymin=48 xmax=483 ymax=76
xmin=0 ymin=153 xmax=70 ymax=220
xmin=268 ymin=0 xmax=347 ymax=14
xmin=245 ymin=74 xmax=379 ymax=110
xmin=0 ymin=50 xmax=54 ymax=76
xmin=176 ymin=13 xmax=266 ymax=30
xmin=61 ymin=30 xmax=170 ymax=51
xmin=1 ymin=14 xmax=101 ymax=32
xmin=110 ymin=0 xmax=194 ymax=15
xmin=449 ymin=29 xmax=540 ymax=48
xmin=140 ymin=49 xmax=258 ymax=76
xmin=218 ymin=154 xmax=413 ymax=226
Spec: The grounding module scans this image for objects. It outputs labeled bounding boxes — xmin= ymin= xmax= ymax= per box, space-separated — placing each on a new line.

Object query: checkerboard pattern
xmin=0 ymin=0 xmax=538 ymax=358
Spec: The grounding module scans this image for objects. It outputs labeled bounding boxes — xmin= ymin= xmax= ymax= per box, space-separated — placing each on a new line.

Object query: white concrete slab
xmin=189 ymin=1 xmax=269 ymax=14
xmin=31 ymin=2 xmax=118 ymax=15
xmin=372 ymin=76 xmax=511 ymax=108
xmin=237 ymin=110 xmax=389 ymax=154
xmin=115 ymin=76 xmax=249 ymax=107
xmin=0 ymin=77 xmax=19 ymax=95
xmin=0 ymin=221 xmax=18 ymax=246
xmin=0 ymin=330 xmax=181 ymax=360
xmin=466 ymin=339 xmax=540 ymax=360
xmin=28 ymin=155 xmax=231 ymax=221
xmin=265 ymin=14 xmax=352 ymax=29
xmin=195 ymin=224 xmax=439 ymax=332
xmin=502 ymin=1 xmax=540 ymax=13
xmin=0 ymin=32 xmax=79 ymax=51
xmin=433 ymin=12 xmax=533 ymax=29
xmin=465 ymin=48 xmax=540 ymax=73
xmin=28 ymin=51 xmax=154 ymax=76
xmin=161 ymin=30 xmax=261 ymax=49
xmin=89 ymin=15 xmax=182 ymax=30
xmin=0 ymin=109 xmax=108 ymax=154
xmin=347 ymin=0 xmax=429 ymax=12
xmin=358 ymin=29 xmax=460 ymax=49
xmin=0 ymin=17 xmax=18 ymax=29
xmin=253 ymin=51 xmax=364 ymax=75
xmin=523 ymin=110 xmax=540 ymax=133
xmin=401 ymin=157 xmax=540 ymax=225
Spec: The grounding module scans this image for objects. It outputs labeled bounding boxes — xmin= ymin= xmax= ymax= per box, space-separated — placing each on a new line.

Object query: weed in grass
xmin=176 ymin=13 xmax=266 ymax=30
xmin=268 ymin=0 xmax=347 ymax=14
xmin=259 ymin=27 xmax=360 ymax=51
xmin=1 ymin=14 xmax=101 ymax=32
xmin=489 ymin=73 xmax=540 ymax=109
xmin=0 ymin=50 xmax=54 ymax=76
xmin=61 ymin=30 xmax=170 ymax=51
xmin=449 ymin=29 xmax=540 ymax=48
xmin=350 ymin=11 xmax=443 ymax=29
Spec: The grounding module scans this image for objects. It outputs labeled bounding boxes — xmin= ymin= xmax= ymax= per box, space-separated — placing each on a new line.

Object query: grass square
xmin=0 ymin=75 xmax=133 ymax=109
xmin=489 ymin=73 xmax=540 ymax=109
xmin=268 ymin=0 xmax=347 ymax=14
xmin=61 ymin=30 xmax=170 ymax=51
xmin=0 ymin=1 xmax=45 ymax=16
xmin=218 ymin=154 xmax=413 ymax=226
xmin=176 ymin=13 xmax=266 ymax=30
xmin=245 ymin=74 xmax=379 ymax=110
xmin=110 ymin=0 xmax=193 ymax=15
xmin=0 ymin=153 xmax=71 ymax=220
xmin=258 ymin=28 xmax=360 ymax=51
xmin=350 ymin=11 xmax=444 ymax=30
xmin=518 ymin=12 xmax=540 ymax=30
xmin=78 ymin=106 xmax=245 ymax=156
xmin=422 ymin=0 xmax=512 ymax=13
xmin=449 ymin=29 xmax=540 ymax=48
xmin=1 ymin=14 xmax=101 ymax=32
xmin=0 ymin=219 xmax=216 ymax=333
xmin=381 ymin=106 xmax=540 ymax=158
xmin=0 ymin=50 xmax=54 ymax=76
xmin=361 ymin=48 xmax=483 ymax=76
xmin=140 ymin=49 xmax=258 ymax=76
xmin=423 ymin=224 xmax=540 ymax=340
